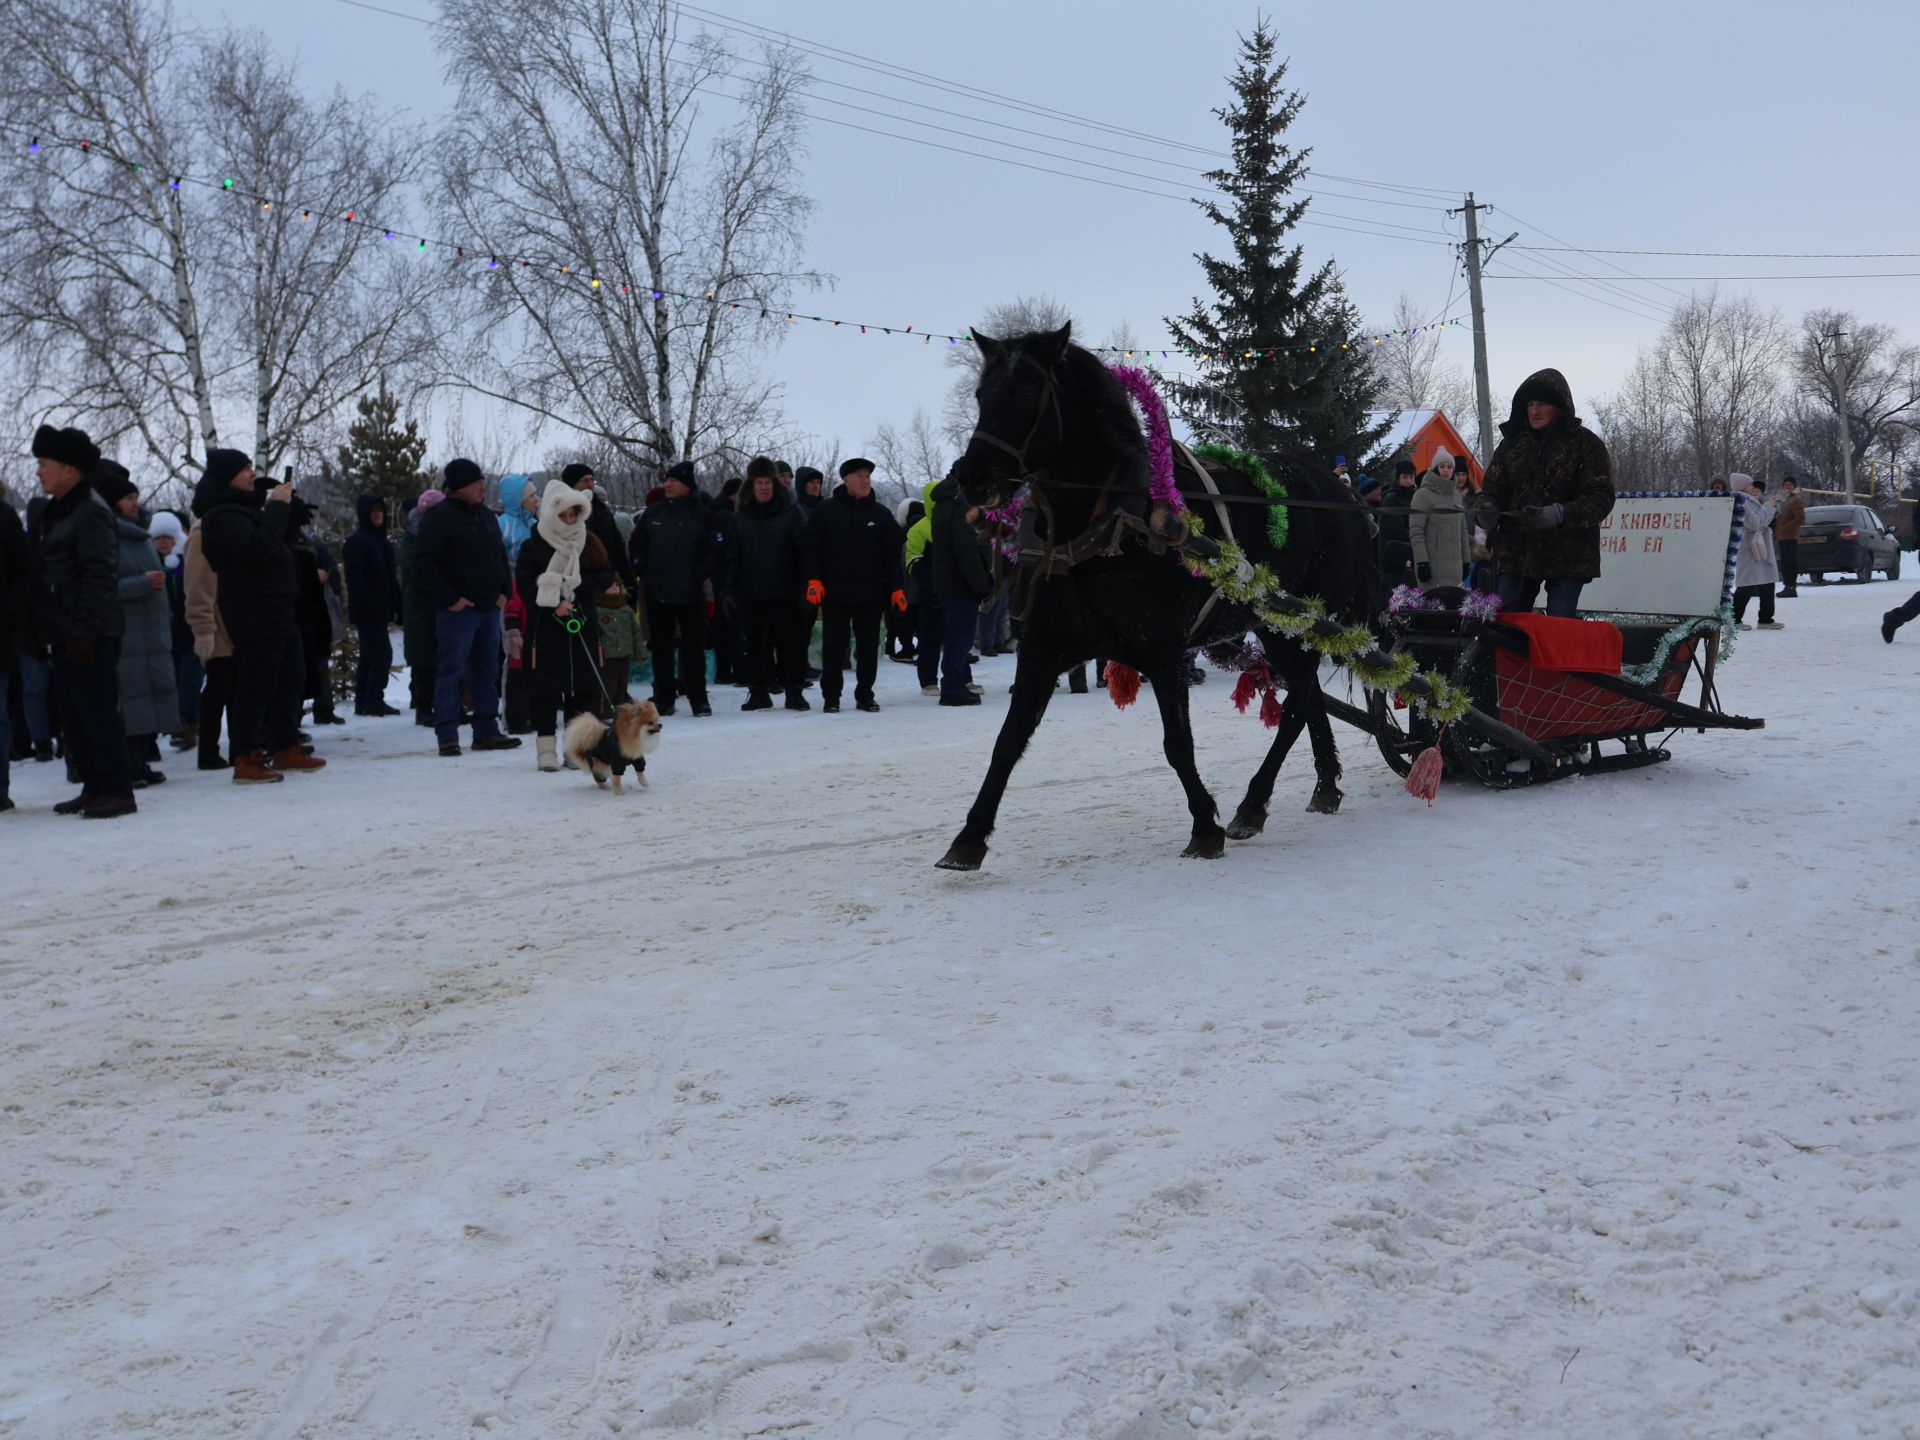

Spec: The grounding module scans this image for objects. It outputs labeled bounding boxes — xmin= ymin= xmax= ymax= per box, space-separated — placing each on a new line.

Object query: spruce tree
xmin=1167 ymin=20 xmax=1388 ymax=467
xmin=330 ymin=379 xmax=430 ymax=524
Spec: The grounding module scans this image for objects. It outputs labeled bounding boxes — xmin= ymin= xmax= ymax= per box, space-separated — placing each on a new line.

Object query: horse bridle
xmin=966 ymin=351 xmax=1064 ymax=492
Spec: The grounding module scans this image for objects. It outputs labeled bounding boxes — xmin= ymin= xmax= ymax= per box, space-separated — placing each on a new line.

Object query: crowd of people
xmin=0 ymin=432 xmax=1021 ymax=818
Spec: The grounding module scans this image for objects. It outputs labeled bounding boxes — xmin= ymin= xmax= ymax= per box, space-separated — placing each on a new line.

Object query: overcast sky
xmin=177 ymin=0 xmax=1920 ymax=472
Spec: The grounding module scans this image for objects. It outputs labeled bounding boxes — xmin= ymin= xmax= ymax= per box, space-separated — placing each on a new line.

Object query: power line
xmin=1490 ymin=271 xmax=1920 ymax=282
xmin=1512 ymin=244 xmax=1920 ymax=260
xmin=1495 ymin=204 xmax=1693 ymax=306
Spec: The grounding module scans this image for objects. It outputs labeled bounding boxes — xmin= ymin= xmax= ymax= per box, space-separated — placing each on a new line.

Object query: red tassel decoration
xmin=1231 ymin=669 xmax=1259 ymax=714
xmin=1406 ymin=741 xmax=1445 ymax=806
xmin=1259 ymin=687 xmax=1285 ymax=729
xmin=1105 ymin=662 xmax=1142 ymax=709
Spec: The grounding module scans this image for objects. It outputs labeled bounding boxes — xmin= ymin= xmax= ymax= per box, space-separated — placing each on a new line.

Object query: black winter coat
xmin=515 ymin=529 xmax=605 ymax=680
xmin=803 ymin=488 xmax=905 ymax=606
xmin=1479 ymin=368 xmax=1616 ymax=581
xmin=726 ymin=490 xmax=806 ymax=603
xmin=31 ymin=478 xmax=130 ymax=647
xmin=929 ymin=479 xmax=992 ymax=603
xmin=0 ymin=497 xmax=29 ymax=650
xmin=195 ymin=474 xmax=298 ymax=641
xmin=342 ymin=494 xmax=401 ymax=626
xmin=631 ymin=494 xmax=713 ymax=606
xmin=414 ymin=494 xmax=511 ymax=613
xmin=586 ymin=493 xmax=637 ymax=593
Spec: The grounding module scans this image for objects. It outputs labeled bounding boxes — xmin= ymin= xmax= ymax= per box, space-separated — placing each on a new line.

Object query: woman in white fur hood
xmin=513 ymin=479 xmax=612 ymax=770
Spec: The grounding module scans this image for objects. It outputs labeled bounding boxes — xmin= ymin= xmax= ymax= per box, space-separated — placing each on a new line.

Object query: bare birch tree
xmin=432 ymin=0 xmax=820 ymax=474
xmin=1371 ymin=292 xmax=1475 ymax=426
xmin=868 ymin=407 xmax=946 ymax=505
xmin=1792 ymin=309 xmax=1920 ymax=479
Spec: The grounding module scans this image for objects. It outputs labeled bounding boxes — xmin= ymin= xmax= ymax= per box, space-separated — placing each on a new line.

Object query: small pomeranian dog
xmin=562 ymin=701 xmax=663 ymax=795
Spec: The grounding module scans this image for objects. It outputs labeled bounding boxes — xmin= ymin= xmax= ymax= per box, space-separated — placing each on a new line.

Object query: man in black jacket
xmin=341 ymin=493 xmax=401 ymax=717
xmin=726 ymin=455 xmax=809 ymax=711
xmin=928 ymin=474 xmax=991 ymax=707
xmin=562 ymin=462 xmax=638 ymax=595
xmin=413 ymin=459 xmax=520 ymax=756
xmin=1378 ymin=459 xmax=1417 ymax=585
xmin=631 ymin=460 xmax=713 ymax=717
xmin=803 ymin=458 xmax=906 ymax=713
xmin=196 ymin=449 xmax=327 ymax=783
xmin=28 ymin=424 xmax=136 ymax=816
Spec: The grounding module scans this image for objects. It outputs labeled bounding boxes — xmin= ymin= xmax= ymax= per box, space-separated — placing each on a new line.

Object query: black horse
xmin=935 ymin=323 xmax=1378 ymax=871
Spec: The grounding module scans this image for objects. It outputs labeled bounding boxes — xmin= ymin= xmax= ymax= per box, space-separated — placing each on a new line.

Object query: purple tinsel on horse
xmin=1107 ymin=364 xmax=1182 ymax=513
xmin=980 ymin=495 xmax=1024 ymax=562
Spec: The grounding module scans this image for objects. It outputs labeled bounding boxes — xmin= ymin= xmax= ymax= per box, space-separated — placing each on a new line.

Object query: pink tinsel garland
xmin=980 ymin=495 xmax=1024 ymax=561
xmin=1106 ymin=364 xmax=1182 ymax=513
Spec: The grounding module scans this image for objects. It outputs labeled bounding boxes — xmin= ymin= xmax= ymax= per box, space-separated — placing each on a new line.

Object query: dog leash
xmin=564 ymin=611 xmax=617 ymax=713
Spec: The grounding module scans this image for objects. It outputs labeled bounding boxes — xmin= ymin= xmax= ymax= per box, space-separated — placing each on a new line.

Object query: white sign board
xmin=1577 ymin=494 xmax=1739 ymax=617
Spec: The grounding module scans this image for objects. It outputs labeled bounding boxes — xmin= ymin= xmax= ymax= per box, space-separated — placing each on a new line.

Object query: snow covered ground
xmin=4 ymin=580 xmax=1917 ymax=1440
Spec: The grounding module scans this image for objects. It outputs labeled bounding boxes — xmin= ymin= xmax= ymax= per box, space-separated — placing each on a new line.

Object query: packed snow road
xmin=3 ymin=580 xmax=1916 ymax=1439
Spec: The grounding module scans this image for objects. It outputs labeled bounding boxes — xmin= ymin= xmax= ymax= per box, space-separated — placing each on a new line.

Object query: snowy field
xmin=3 ymin=580 xmax=1917 ymax=1440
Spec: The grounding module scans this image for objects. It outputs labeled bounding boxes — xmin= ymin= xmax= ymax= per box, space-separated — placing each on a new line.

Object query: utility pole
xmin=1449 ymin=193 xmax=1517 ymax=467
xmin=1824 ymin=329 xmax=1857 ymax=504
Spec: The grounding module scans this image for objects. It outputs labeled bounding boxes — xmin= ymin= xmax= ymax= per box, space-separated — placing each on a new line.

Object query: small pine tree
xmin=331 ymin=379 xmax=430 ymax=525
xmin=1166 ymin=20 xmax=1388 ymax=468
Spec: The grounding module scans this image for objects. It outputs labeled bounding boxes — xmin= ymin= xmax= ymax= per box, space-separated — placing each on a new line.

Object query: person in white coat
xmin=1729 ymin=474 xmax=1782 ymax=630
xmin=1408 ymin=454 xmax=1474 ymax=590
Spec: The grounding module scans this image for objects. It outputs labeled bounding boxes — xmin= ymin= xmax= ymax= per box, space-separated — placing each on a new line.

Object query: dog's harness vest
xmin=587 ymin=726 xmax=645 ymax=776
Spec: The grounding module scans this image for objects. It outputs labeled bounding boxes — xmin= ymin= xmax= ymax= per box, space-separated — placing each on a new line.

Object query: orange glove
xmin=890 ymin=588 xmax=908 ymax=613
xmin=806 ymin=579 xmax=825 ymax=606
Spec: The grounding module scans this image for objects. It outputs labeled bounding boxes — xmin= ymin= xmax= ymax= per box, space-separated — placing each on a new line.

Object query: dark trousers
xmin=354 ymin=622 xmax=393 ymax=713
xmin=504 ymin=664 xmax=531 ymax=732
xmin=822 ymin=602 xmax=882 ymax=704
xmin=744 ymin=599 xmax=804 ymax=699
xmin=1889 ymin=589 xmax=1920 ymax=628
xmin=1733 ymin=584 xmax=1776 ymax=625
xmin=306 ymin=636 xmax=338 ymax=721
xmin=646 ymin=600 xmax=708 ymax=707
xmin=527 ymin=672 xmax=592 ymax=737
xmin=1497 ymin=573 xmax=1585 ymax=618
xmin=18 ymin=652 xmax=52 ymax=746
xmin=50 ymin=636 xmax=133 ymax=799
xmin=434 ymin=606 xmax=503 ymax=741
xmin=231 ymin=633 xmax=305 ymax=757
xmin=199 ymin=656 xmax=235 ymax=764
xmin=1776 ymin=539 xmax=1799 ymax=592
xmin=940 ymin=597 xmax=978 ymax=700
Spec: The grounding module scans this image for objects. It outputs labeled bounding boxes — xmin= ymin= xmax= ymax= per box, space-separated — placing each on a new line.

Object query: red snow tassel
xmin=1105 ymin=662 xmax=1141 ymax=709
xmin=1231 ymin=668 xmax=1259 ymax=714
xmin=1406 ymin=742 xmax=1445 ymax=806
xmin=1259 ymin=687 xmax=1284 ymax=729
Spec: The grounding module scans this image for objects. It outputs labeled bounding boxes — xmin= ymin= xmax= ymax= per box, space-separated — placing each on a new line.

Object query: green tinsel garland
xmin=1192 ymin=442 xmax=1289 ymax=553
xmin=1578 ymin=607 xmax=1737 ymax=686
xmin=1187 ymin=530 xmax=1474 ymax=724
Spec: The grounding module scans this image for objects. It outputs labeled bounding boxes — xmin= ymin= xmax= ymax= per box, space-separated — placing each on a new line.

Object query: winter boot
xmin=1884 ymin=611 xmax=1902 ymax=644
xmin=784 ymin=689 xmax=811 ymax=711
xmin=537 ymin=735 xmax=561 ymax=772
xmin=741 ymin=692 xmax=774 ymax=711
xmin=233 ymin=751 xmax=283 ymax=784
xmin=170 ymin=723 xmax=198 ymax=752
xmin=272 ymin=746 xmax=327 ymax=773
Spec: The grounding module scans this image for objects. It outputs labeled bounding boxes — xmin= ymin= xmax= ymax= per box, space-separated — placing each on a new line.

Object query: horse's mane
xmin=1055 ymin=341 xmax=1148 ymax=469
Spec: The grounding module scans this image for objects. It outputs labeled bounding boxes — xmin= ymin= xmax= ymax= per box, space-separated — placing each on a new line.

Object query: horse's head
xmin=950 ymin=323 xmax=1075 ymax=507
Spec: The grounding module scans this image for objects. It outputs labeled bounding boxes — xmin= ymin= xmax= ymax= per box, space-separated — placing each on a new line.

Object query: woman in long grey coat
xmin=94 ymin=464 xmax=178 ymax=785
xmin=1408 ymin=454 xmax=1474 ymax=590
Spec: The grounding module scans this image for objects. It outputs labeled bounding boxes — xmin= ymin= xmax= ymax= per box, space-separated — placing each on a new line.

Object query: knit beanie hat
xmin=91 ymin=461 xmax=136 ymax=507
xmin=442 ymin=458 xmax=485 ymax=495
xmin=664 ymin=461 xmax=696 ymax=486
xmin=204 ymin=448 xmax=253 ymax=491
xmin=416 ymin=488 xmax=445 ymax=512
xmin=561 ymin=462 xmax=595 ymax=487
xmin=30 ymin=424 xmax=100 ymax=473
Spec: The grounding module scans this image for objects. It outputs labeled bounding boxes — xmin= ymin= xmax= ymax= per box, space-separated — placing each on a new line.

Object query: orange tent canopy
xmin=1368 ymin=409 xmax=1484 ymax=488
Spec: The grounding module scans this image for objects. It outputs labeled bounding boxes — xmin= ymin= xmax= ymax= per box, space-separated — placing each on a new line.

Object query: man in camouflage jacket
xmin=1477 ymin=368 xmax=1615 ymax=617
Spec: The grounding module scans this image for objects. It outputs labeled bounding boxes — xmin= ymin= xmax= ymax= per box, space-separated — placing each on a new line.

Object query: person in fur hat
xmin=146 ymin=509 xmax=202 ymax=752
xmin=515 ymin=479 xmax=608 ymax=771
xmin=27 ymin=424 xmax=137 ymax=816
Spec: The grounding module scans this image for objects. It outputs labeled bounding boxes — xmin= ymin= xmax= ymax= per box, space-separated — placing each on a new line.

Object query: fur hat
xmin=31 ymin=424 xmax=100 ymax=474
xmin=561 ymin=462 xmax=595 ymax=487
xmin=442 ymin=458 xmax=485 ymax=494
xmin=838 ymin=457 xmax=875 ymax=480
xmin=148 ymin=511 xmax=187 ymax=546
xmin=92 ymin=461 xmax=136 ymax=507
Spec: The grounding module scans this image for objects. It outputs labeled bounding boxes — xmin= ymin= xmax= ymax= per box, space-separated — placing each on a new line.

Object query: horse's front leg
xmin=1147 ymin=667 xmax=1226 ymax=859
xmin=936 ymin=650 xmax=1059 ymax=871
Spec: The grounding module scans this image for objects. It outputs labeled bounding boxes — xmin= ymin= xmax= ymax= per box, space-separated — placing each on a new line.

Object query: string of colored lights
xmin=8 ymin=127 xmax=1465 ymax=361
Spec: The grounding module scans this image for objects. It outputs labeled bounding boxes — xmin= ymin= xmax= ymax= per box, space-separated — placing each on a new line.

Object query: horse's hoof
xmin=937 ymin=841 xmax=988 ymax=871
xmin=1306 ymin=790 xmax=1343 ymax=815
xmin=1225 ymin=810 xmax=1266 ymax=840
xmin=1181 ymin=832 xmax=1226 ymax=859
